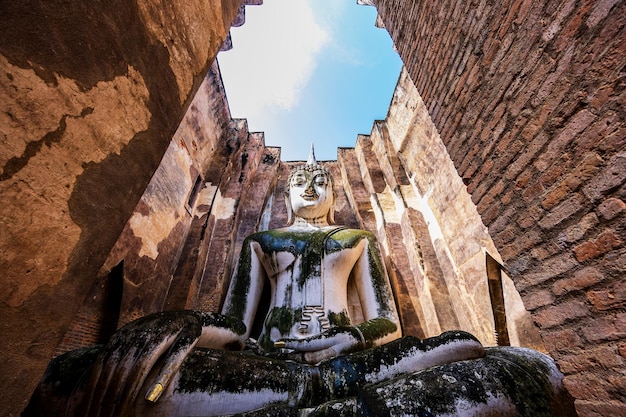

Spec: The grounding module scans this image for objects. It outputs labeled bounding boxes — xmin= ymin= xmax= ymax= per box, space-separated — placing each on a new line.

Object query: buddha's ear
xmin=328 ymin=191 xmax=337 ymax=225
xmin=285 ymin=191 xmax=294 ymax=225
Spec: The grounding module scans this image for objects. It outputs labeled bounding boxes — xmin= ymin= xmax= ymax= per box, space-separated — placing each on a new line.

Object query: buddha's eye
xmin=291 ymin=175 xmax=306 ymax=186
xmin=314 ymin=175 xmax=327 ymax=186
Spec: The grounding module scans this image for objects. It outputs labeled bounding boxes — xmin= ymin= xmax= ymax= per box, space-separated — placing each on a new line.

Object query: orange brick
xmin=552 ymin=266 xmax=605 ymax=295
xmin=587 ymin=280 xmax=626 ymax=311
xmin=542 ymin=328 xmax=583 ymax=352
xmin=533 ymin=299 xmax=589 ymax=328
xmin=598 ymin=197 xmax=626 ymax=221
xmin=573 ymin=230 xmax=623 ymax=262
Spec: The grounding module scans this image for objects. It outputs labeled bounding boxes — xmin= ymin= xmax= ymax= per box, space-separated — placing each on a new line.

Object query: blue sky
xmin=217 ymin=0 xmax=401 ymax=161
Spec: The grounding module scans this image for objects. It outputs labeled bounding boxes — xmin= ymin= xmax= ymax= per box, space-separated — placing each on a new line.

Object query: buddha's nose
xmin=303 ymin=181 xmax=317 ymax=198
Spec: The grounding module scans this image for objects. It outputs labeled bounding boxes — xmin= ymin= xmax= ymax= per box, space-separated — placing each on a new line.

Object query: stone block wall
xmin=336 ymin=67 xmax=541 ymax=350
xmin=376 ymin=0 xmax=625 ymax=414
xmin=0 ymin=1 xmax=244 ymax=414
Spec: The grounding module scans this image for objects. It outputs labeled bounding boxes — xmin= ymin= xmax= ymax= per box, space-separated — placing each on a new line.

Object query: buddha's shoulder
xmin=245 ymin=228 xmax=311 ymax=240
xmin=243 ymin=228 xmax=312 ymax=250
xmin=328 ymin=227 xmax=376 ymax=248
xmin=243 ymin=227 xmax=376 ymax=247
xmin=329 ymin=227 xmax=373 ymax=239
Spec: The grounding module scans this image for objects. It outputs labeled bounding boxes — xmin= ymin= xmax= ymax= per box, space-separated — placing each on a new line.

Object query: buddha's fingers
xmin=94 ymin=328 xmax=188 ymax=415
xmin=70 ymin=311 xmax=246 ymax=416
xmin=75 ymin=312 xmax=203 ymax=416
xmin=284 ymin=327 xmax=362 ymax=356
xmin=303 ymin=347 xmax=337 ymax=364
xmin=142 ymin=312 xmax=246 ymax=403
xmin=144 ymin=320 xmax=203 ymax=403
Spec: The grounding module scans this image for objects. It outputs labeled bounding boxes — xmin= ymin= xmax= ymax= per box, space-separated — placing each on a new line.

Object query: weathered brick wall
xmin=366 ymin=66 xmax=543 ymax=350
xmin=188 ymin=129 xmax=270 ymax=311
xmin=56 ymin=61 xmax=241 ymax=353
xmin=0 ymin=1 xmax=243 ymax=414
xmin=376 ymin=0 xmax=625 ymax=414
xmin=107 ymin=61 xmax=240 ymax=328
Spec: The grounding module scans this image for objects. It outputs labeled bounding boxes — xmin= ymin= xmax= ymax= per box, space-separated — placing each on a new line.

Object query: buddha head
xmin=285 ymin=145 xmax=336 ymax=226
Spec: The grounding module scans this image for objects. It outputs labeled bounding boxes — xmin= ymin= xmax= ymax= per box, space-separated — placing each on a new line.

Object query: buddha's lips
xmin=301 ymin=192 xmax=318 ymax=200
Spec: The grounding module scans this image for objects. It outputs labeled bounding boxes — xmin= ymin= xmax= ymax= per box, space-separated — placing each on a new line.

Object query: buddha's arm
xmin=221 ymin=235 xmax=266 ymax=339
xmin=350 ymin=232 xmax=402 ymax=347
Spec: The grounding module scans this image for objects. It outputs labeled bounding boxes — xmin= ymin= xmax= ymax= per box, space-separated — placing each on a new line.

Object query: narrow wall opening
xmin=211 ymin=0 xmax=544 ymax=349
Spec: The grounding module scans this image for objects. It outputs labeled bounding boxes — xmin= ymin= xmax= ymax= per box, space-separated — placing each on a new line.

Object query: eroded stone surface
xmin=0 ymin=2 xmax=241 ymax=414
xmin=0 ymin=58 xmax=150 ymax=307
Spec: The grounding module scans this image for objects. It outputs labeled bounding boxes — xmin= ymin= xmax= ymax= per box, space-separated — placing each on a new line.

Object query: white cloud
xmin=218 ymin=0 xmax=330 ymax=123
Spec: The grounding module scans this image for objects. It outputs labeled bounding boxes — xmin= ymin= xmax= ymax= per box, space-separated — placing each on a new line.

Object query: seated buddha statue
xmin=25 ymin=149 xmax=574 ymax=417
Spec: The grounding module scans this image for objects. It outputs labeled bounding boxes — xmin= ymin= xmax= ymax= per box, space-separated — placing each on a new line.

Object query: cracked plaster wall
xmin=0 ymin=1 xmax=243 ymax=414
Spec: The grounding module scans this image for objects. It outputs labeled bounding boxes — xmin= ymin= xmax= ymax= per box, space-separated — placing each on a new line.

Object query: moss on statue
xmin=327 ymin=310 xmax=351 ymax=327
xmin=176 ymin=348 xmax=307 ymax=397
xmin=260 ymin=307 xmax=303 ymax=351
xmin=361 ymin=347 xmax=576 ymax=417
xmin=224 ymin=236 xmax=255 ymax=320
xmin=357 ymin=317 xmax=398 ymax=347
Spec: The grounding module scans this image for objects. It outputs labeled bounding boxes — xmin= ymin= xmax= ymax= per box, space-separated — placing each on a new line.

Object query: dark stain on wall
xmin=1 ymin=1 xmax=153 ymax=89
xmin=0 ymin=107 xmax=94 ymax=181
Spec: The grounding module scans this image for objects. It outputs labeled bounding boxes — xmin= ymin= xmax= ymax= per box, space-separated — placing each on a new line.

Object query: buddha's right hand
xmin=71 ymin=310 xmax=246 ymax=417
xmin=280 ymin=326 xmax=366 ymax=364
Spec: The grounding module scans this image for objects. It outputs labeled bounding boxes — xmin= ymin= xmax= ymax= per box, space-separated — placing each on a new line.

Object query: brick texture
xmin=376 ymin=0 xmax=626 ymax=414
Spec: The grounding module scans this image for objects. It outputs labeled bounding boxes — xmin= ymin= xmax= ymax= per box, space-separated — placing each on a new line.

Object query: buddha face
xmin=288 ymin=169 xmax=334 ymax=221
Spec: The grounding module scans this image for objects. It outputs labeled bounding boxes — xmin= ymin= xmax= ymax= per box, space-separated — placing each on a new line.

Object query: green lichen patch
xmin=324 ymin=228 xmax=370 ymax=253
xmin=252 ymin=228 xmax=372 ymax=289
xmin=259 ymin=307 xmax=302 ymax=352
xmin=223 ymin=236 xmax=256 ymax=320
xmin=328 ymin=310 xmax=351 ymax=327
xmin=357 ymin=318 xmax=398 ymax=347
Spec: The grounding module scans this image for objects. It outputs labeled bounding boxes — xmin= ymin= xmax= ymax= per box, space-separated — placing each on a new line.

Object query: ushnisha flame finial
xmin=299 ymin=143 xmax=323 ymax=172
xmin=288 ymin=143 xmax=331 ymax=176
xmin=307 ymin=143 xmax=317 ymax=166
